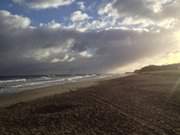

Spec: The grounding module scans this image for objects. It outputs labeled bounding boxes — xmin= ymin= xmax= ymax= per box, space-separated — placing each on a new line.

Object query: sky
xmin=0 ymin=0 xmax=180 ymax=75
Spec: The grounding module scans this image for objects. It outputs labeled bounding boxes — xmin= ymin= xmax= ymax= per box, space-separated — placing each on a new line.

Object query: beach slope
xmin=0 ymin=69 xmax=180 ymax=135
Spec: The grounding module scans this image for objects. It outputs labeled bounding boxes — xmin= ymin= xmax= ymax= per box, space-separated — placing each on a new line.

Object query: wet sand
xmin=0 ymin=71 xmax=180 ymax=135
xmin=0 ymin=77 xmax=102 ymax=107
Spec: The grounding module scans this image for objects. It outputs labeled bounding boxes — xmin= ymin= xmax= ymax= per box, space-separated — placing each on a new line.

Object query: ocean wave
xmin=0 ymin=74 xmax=100 ymax=94
xmin=0 ymin=79 xmax=27 ymax=84
xmin=67 ymin=74 xmax=97 ymax=81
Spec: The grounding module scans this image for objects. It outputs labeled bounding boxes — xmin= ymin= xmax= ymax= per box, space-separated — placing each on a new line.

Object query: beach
xmin=0 ymin=71 xmax=180 ymax=135
xmin=0 ymin=74 xmax=119 ymax=107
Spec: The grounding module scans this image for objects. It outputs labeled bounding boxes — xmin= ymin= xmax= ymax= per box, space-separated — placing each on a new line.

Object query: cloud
xmin=27 ymin=38 xmax=77 ymax=63
xmin=51 ymin=55 xmax=75 ymax=63
xmin=12 ymin=0 xmax=75 ymax=9
xmin=77 ymin=1 xmax=85 ymax=11
xmin=0 ymin=9 xmax=179 ymax=75
xmin=97 ymin=0 xmax=179 ymax=32
xmin=18 ymin=0 xmax=177 ymax=33
xmin=113 ymin=0 xmax=180 ymax=20
xmin=40 ymin=20 xmax=61 ymax=29
xmin=70 ymin=10 xmax=90 ymax=22
xmin=79 ymin=48 xmax=97 ymax=58
xmin=110 ymin=0 xmax=175 ymax=18
xmin=98 ymin=1 xmax=119 ymax=18
xmin=0 ymin=10 xmax=31 ymax=30
xmin=55 ymin=0 xmax=178 ymax=33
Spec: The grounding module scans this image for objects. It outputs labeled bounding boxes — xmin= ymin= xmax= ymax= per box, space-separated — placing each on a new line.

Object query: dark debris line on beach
xmin=0 ymin=72 xmax=180 ymax=135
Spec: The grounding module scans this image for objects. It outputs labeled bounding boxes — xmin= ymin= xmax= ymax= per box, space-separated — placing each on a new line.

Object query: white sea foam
xmin=0 ymin=79 xmax=26 ymax=84
xmin=0 ymin=74 xmax=100 ymax=94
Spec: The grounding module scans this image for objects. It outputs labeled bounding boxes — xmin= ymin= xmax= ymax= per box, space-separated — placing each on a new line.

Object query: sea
xmin=0 ymin=74 xmax=107 ymax=95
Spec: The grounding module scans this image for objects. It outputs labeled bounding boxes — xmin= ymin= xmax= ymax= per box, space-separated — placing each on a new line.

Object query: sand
xmin=0 ymin=78 xmax=101 ymax=107
xmin=0 ymin=71 xmax=180 ymax=135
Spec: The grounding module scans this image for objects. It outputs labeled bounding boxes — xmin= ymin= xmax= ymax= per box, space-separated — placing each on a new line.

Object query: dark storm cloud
xmin=0 ymin=10 xmax=178 ymax=75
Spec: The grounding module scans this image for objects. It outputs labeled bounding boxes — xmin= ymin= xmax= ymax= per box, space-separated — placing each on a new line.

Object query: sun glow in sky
xmin=165 ymin=52 xmax=180 ymax=64
xmin=164 ymin=31 xmax=180 ymax=64
xmin=174 ymin=31 xmax=180 ymax=43
xmin=111 ymin=30 xmax=180 ymax=73
xmin=111 ymin=51 xmax=180 ymax=74
xmin=160 ymin=31 xmax=180 ymax=65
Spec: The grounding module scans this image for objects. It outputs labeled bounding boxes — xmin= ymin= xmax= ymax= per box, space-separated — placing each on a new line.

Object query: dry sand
xmin=0 ymin=71 xmax=180 ymax=135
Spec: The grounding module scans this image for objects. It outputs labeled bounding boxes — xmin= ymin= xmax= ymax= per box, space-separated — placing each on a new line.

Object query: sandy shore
xmin=0 ymin=74 xmax=122 ymax=107
xmin=0 ymin=76 xmax=105 ymax=107
xmin=0 ymin=71 xmax=180 ymax=135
